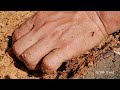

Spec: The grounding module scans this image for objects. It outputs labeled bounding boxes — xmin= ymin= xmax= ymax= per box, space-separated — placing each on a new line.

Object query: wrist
xmin=86 ymin=11 xmax=108 ymax=37
xmin=96 ymin=11 xmax=120 ymax=34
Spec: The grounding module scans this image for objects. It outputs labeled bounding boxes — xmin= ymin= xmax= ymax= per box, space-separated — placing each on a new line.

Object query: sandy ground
xmin=0 ymin=11 xmax=120 ymax=79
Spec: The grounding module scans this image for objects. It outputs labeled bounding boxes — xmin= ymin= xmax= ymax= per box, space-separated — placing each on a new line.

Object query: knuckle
xmin=12 ymin=31 xmax=17 ymax=40
xmin=12 ymin=42 xmax=23 ymax=61
xmin=21 ymin=52 xmax=36 ymax=70
xmin=21 ymin=53 xmax=28 ymax=61
xmin=41 ymin=57 xmax=58 ymax=74
xmin=12 ymin=29 xmax=19 ymax=41
xmin=12 ymin=42 xmax=20 ymax=56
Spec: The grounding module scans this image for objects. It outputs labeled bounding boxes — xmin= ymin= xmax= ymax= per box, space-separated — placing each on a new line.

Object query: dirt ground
xmin=0 ymin=11 xmax=120 ymax=79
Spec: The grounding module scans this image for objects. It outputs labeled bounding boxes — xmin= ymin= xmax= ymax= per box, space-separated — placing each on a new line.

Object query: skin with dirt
xmin=0 ymin=11 xmax=120 ymax=79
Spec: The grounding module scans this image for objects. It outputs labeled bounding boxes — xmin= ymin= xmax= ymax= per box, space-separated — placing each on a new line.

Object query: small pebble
xmin=88 ymin=62 xmax=93 ymax=67
xmin=113 ymin=48 xmax=120 ymax=55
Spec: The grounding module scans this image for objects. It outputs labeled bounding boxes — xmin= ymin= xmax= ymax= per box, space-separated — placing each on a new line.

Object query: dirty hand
xmin=12 ymin=11 xmax=118 ymax=74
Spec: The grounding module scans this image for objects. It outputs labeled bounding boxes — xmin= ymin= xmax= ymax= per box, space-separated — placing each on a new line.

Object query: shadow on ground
xmin=5 ymin=36 xmax=44 ymax=78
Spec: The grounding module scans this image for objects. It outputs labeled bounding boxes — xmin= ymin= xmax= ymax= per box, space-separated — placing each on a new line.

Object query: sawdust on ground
xmin=0 ymin=11 xmax=120 ymax=79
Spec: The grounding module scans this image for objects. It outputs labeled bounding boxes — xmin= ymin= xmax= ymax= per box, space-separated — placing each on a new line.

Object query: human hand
xmin=12 ymin=11 xmax=108 ymax=74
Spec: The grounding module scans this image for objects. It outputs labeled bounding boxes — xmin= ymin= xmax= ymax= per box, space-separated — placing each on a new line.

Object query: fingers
xmin=20 ymin=37 xmax=57 ymax=70
xmin=12 ymin=14 xmax=35 ymax=44
xmin=12 ymin=11 xmax=74 ymax=44
xmin=12 ymin=16 xmax=70 ymax=58
xmin=12 ymin=11 xmax=55 ymax=44
xmin=41 ymin=45 xmax=77 ymax=74
xmin=12 ymin=21 xmax=57 ymax=57
xmin=16 ymin=20 xmax=73 ymax=70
